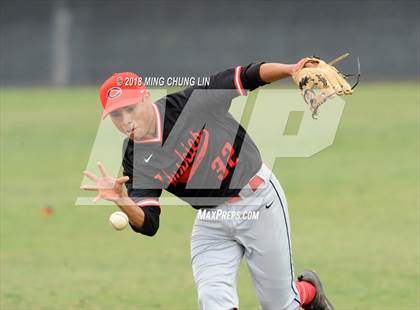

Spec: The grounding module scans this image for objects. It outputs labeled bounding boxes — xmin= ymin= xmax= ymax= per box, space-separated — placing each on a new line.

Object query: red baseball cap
xmin=99 ymin=72 xmax=147 ymax=119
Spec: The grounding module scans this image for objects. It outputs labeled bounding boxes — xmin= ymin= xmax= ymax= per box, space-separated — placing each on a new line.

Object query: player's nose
xmin=121 ymin=111 xmax=132 ymax=125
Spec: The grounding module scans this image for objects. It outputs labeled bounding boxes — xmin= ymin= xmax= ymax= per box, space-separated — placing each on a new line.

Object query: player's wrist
xmin=286 ymin=64 xmax=296 ymax=76
xmin=112 ymin=191 xmax=129 ymax=204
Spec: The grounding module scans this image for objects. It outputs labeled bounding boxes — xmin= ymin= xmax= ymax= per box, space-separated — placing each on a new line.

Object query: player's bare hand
xmin=80 ymin=162 xmax=130 ymax=203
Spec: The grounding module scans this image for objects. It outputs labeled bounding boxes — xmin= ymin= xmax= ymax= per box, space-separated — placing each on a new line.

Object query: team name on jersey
xmin=154 ymin=129 xmax=209 ymax=186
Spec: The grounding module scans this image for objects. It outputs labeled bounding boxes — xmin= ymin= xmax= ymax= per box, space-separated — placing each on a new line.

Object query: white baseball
xmin=109 ymin=211 xmax=129 ymax=230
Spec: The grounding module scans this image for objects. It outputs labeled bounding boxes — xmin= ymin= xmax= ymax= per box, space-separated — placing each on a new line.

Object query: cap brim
xmin=102 ymin=90 xmax=145 ymax=119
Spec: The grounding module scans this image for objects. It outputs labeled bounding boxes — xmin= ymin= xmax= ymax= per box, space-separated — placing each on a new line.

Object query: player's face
xmin=109 ymin=92 xmax=155 ymax=141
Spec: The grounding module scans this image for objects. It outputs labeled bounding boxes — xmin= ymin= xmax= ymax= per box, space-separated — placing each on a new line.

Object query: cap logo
xmin=116 ymin=77 xmax=123 ymax=86
xmin=107 ymin=87 xmax=122 ymax=100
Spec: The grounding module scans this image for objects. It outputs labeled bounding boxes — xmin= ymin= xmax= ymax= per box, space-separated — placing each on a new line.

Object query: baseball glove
xmin=292 ymin=53 xmax=359 ymax=119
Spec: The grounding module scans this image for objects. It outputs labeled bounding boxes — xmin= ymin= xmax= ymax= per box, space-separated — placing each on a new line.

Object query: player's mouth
xmin=126 ymin=127 xmax=136 ymax=133
xmin=126 ymin=127 xmax=136 ymax=136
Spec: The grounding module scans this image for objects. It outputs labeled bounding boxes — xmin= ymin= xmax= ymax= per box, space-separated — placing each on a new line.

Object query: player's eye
xmin=126 ymin=106 xmax=135 ymax=113
xmin=110 ymin=111 xmax=121 ymax=118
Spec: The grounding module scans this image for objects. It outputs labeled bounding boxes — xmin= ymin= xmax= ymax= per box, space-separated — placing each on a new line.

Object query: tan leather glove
xmin=292 ymin=55 xmax=354 ymax=119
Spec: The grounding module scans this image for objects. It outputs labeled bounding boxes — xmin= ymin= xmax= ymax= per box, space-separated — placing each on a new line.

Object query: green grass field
xmin=1 ymin=84 xmax=419 ymax=309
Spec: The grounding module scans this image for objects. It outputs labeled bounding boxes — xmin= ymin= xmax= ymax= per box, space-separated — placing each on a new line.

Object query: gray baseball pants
xmin=191 ymin=163 xmax=301 ymax=310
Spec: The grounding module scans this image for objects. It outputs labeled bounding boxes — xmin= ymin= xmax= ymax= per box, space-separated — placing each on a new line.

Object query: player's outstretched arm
xmin=259 ymin=60 xmax=318 ymax=83
xmin=259 ymin=63 xmax=296 ymax=83
xmin=80 ymin=162 xmax=146 ymax=231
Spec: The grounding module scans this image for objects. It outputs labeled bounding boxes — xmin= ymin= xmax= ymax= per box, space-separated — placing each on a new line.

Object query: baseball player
xmin=81 ymin=59 xmax=352 ymax=309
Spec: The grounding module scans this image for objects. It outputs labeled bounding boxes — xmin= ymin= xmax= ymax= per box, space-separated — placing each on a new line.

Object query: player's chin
xmin=123 ymin=130 xmax=133 ymax=139
xmin=132 ymin=130 xmax=146 ymax=141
